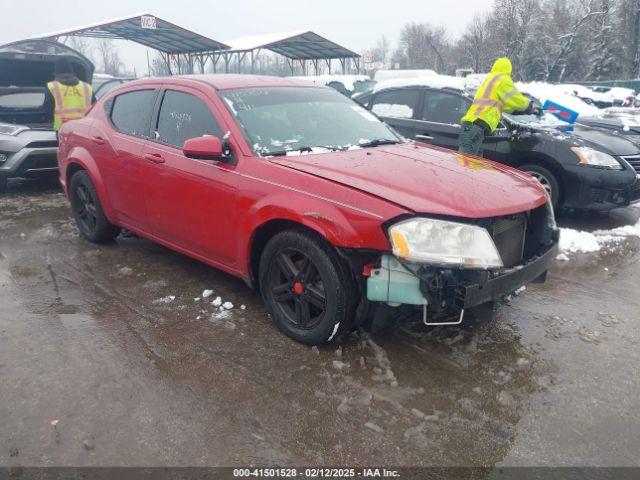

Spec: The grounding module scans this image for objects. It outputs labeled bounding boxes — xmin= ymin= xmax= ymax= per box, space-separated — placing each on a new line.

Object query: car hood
xmin=579 ymin=116 xmax=640 ymax=134
xmin=268 ymin=143 xmax=547 ymax=218
xmin=527 ymin=122 xmax=640 ymax=156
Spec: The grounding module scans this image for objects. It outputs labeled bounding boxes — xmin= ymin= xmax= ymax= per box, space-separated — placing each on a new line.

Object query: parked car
xmin=290 ymin=75 xmax=375 ymax=97
xmin=365 ymin=81 xmax=640 ymax=212
xmin=591 ymin=86 xmax=637 ymax=107
xmin=93 ymin=76 xmax=136 ymax=100
xmin=0 ymin=39 xmax=94 ymax=192
xmin=58 ymin=75 xmax=558 ymax=345
xmin=578 ymin=109 xmax=640 ymax=155
xmin=373 ymin=69 xmax=437 ymax=82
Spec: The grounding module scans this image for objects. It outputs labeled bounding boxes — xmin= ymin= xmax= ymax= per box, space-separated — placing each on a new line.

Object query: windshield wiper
xmin=264 ymin=145 xmax=346 ymax=157
xmin=358 ymin=138 xmax=400 ymax=148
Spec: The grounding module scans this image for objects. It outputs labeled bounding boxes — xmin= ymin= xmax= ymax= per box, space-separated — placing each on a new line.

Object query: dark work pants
xmin=458 ymin=122 xmax=486 ymax=157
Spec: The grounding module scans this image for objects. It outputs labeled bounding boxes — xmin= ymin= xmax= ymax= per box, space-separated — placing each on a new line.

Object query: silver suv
xmin=0 ymin=39 xmax=94 ymax=192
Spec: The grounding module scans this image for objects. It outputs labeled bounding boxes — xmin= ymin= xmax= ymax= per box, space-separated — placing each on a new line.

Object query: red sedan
xmin=57 ymin=75 xmax=558 ymax=345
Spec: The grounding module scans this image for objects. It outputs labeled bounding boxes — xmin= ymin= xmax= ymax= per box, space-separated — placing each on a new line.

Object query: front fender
xmin=241 ymin=191 xmax=392 ymax=274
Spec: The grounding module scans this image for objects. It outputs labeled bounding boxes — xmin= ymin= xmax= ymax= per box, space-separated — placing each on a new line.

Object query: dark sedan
xmin=360 ymin=84 xmax=640 ymax=212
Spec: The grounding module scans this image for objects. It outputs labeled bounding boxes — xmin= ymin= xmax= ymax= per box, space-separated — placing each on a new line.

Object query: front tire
xmin=520 ymin=164 xmax=561 ymax=209
xmin=70 ymin=171 xmax=120 ymax=243
xmin=259 ymin=229 xmax=357 ymax=346
xmin=0 ymin=177 xmax=7 ymax=194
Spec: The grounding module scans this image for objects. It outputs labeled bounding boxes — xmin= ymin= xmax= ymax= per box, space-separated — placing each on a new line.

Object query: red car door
xmin=140 ymin=87 xmax=239 ymax=267
xmin=92 ymin=88 xmax=158 ymax=231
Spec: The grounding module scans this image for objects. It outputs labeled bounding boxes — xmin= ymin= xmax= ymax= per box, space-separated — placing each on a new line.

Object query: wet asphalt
xmin=1 ymin=180 xmax=639 ymax=468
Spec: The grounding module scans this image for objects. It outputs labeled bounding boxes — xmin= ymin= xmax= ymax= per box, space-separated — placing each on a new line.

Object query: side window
xmin=420 ymin=90 xmax=471 ymax=125
xmin=370 ymin=89 xmax=419 ymax=119
xmin=109 ymin=89 xmax=156 ymax=138
xmin=155 ymin=90 xmax=223 ymax=149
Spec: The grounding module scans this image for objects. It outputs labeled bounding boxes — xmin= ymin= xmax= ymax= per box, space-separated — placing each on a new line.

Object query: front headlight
xmin=0 ymin=123 xmax=29 ymax=136
xmin=571 ymin=147 xmax=622 ymax=169
xmin=388 ymin=218 xmax=503 ymax=268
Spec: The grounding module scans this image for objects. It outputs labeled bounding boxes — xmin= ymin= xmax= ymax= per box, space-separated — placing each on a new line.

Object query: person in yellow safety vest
xmin=459 ymin=57 xmax=536 ymax=157
xmin=47 ymin=58 xmax=94 ymax=132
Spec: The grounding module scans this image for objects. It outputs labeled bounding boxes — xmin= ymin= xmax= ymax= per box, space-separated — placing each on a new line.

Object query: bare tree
xmin=96 ymin=39 xmax=123 ymax=76
xmin=63 ymin=36 xmax=93 ymax=62
xmin=395 ymin=23 xmax=451 ymax=72
xmin=457 ymin=14 xmax=493 ymax=73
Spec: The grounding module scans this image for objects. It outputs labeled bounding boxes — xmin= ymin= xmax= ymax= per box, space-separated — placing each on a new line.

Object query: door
xmin=91 ymin=88 xmax=157 ymax=230
xmin=141 ymin=88 xmax=239 ymax=266
xmin=413 ymin=88 xmax=471 ymax=149
xmin=369 ymin=88 xmax=422 ymax=139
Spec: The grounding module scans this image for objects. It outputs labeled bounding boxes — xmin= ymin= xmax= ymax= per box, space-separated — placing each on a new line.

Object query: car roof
xmin=126 ymin=74 xmax=325 ymax=91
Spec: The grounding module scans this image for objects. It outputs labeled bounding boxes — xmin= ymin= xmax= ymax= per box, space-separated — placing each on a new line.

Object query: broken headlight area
xmin=364 ymin=203 xmax=559 ymax=325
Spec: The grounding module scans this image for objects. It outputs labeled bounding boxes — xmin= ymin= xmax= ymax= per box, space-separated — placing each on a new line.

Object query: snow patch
xmin=153 ymin=295 xmax=176 ymax=304
xmin=289 ymin=74 xmax=372 ymax=92
xmin=374 ymin=74 xmax=465 ymax=93
xmin=559 ymin=217 xmax=640 ymax=255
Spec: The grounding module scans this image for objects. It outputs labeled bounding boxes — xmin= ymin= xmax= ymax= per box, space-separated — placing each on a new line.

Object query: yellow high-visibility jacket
xmin=461 ymin=57 xmax=529 ymax=133
xmin=47 ymin=80 xmax=93 ymax=131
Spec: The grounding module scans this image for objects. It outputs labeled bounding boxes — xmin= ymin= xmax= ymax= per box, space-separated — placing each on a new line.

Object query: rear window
xmin=110 ymin=89 xmax=156 ymax=138
xmin=0 ymin=92 xmax=45 ymax=109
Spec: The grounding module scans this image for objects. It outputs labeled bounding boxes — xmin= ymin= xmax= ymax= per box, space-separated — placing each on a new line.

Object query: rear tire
xmin=70 ymin=171 xmax=120 ymax=243
xmin=259 ymin=229 xmax=357 ymax=346
xmin=520 ymin=164 xmax=561 ymax=209
xmin=0 ymin=177 xmax=7 ymax=194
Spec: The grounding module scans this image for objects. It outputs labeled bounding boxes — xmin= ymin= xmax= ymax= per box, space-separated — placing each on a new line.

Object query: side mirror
xmin=183 ymin=135 xmax=223 ymax=160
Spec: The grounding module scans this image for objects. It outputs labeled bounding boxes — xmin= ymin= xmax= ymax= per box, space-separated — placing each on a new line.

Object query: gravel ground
xmin=1 ymin=181 xmax=639 ymax=468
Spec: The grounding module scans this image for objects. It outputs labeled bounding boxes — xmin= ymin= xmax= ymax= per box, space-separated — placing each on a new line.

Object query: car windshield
xmin=0 ymin=92 xmax=45 ymax=109
xmin=220 ymin=87 xmax=402 ymax=156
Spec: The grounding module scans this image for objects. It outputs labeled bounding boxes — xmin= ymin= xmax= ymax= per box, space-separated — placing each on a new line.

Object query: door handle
xmin=91 ymin=135 xmax=106 ymax=145
xmin=144 ymin=153 xmax=165 ymax=164
xmin=416 ymin=134 xmax=434 ymax=141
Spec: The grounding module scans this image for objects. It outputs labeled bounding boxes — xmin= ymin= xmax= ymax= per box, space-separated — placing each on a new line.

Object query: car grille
xmin=22 ymin=153 xmax=58 ymax=170
xmin=589 ymin=187 xmax=610 ymax=203
xmin=490 ymin=214 xmax=527 ymax=268
xmin=622 ymin=154 xmax=640 ymax=173
xmin=25 ymin=140 xmax=58 ymax=148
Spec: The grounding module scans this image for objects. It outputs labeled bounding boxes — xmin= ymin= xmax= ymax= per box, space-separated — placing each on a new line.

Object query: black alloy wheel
xmin=70 ymin=171 xmax=121 ymax=243
xmin=259 ymin=229 xmax=358 ymax=345
xmin=268 ymin=249 xmax=327 ymax=330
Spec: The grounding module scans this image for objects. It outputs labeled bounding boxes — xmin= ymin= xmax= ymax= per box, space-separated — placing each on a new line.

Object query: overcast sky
xmin=0 ymin=0 xmax=494 ymax=74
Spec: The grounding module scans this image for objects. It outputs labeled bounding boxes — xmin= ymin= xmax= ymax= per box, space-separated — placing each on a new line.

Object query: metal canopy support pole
xmin=188 ymin=54 xmax=195 ymax=74
xmin=162 ymin=52 xmax=173 ymax=76
xmin=251 ymin=48 xmax=261 ymax=74
xmin=287 ymin=57 xmax=294 ymax=75
xmin=340 ymin=58 xmax=346 ymax=74
xmin=313 ymin=59 xmax=319 ymax=75
xmin=325 ymin=58 xmax=331 ymax=75
xmin=239 ymin=52 xmax=247 ymax=73
xmin=224 ymin=53 xmax=230 ymax=73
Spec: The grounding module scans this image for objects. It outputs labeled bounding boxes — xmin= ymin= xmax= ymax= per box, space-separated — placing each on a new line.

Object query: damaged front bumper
xmin=366 ymin=243 xmax=557 ymax=323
